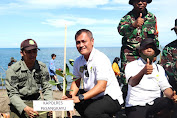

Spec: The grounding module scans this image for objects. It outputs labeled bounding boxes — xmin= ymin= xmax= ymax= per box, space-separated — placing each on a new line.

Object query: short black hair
xmin=75 ymin=29 xmax=93 ymax=40
xmin=51 ymin=54 xmax=56 ymax=58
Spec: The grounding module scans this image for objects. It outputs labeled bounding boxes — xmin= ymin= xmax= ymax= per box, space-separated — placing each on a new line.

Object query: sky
xmin=0 ymin=0 xmax=176 ymax=48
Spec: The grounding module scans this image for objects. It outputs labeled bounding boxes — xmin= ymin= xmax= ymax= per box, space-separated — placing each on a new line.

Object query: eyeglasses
xmin=84 ymin=64 xmax=89 ymax=77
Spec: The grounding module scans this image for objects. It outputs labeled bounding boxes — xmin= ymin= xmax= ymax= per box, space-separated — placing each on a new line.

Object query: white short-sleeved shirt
xmin=125 ymin=58 xmax=171 ymax=107
xmin=73 ymin=48 xmax=123 ymax=104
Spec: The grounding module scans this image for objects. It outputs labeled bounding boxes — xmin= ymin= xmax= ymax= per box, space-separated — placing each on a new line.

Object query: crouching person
xmin=62 ymin=29 xmax=123 ymax=118
xmin=5 ymin=39 xmax=53 ymax=118
xmin=125 ymin=38 xmax=177 ymax=118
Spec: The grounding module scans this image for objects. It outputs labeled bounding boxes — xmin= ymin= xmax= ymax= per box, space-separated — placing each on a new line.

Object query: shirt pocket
xmin=18 ymin=76 xmax=27 ymax=88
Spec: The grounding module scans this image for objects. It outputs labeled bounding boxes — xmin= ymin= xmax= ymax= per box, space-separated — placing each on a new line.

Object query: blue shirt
xmin=48 ymin=59 xmax=56 ymax=76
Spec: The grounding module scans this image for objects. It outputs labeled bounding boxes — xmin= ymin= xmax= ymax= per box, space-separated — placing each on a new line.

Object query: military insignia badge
xmin=29 ymin=40 xmax=35 ymax=45
xmin=80 ymin=66 xmax=84 ymax=73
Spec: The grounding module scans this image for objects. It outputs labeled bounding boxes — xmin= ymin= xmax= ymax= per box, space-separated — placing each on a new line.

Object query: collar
xmin=81 ymin=47 xmax=95 ymax=63
xmin=138 ymin=58 xmax=156 ymax=69
xmin=21 ymin=60 xmax=40 ymax=72
xmin=131 ymin=8 xmax=148 ymax=19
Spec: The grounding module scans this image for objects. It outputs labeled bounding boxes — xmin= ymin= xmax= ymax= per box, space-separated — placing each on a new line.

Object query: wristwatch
xmin=78 ymin=94 xmax=84 ymax=101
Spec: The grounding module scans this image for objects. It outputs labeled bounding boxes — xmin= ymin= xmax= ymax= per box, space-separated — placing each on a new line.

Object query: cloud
xmin=14 ymin=0 xmax=110 ymax=9
xmin=100 ymin=6 xmax=131 ymax=10
xmin=42 ymin=16 xmax=118 ymax=27
xmin=112 ymin=0 xmax=128 ymax=4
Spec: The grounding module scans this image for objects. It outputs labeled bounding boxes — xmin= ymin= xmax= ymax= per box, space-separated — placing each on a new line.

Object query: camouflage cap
xmin=20 ymin=39 xmax=40 ymax=51
xmin=171 ymin=19 xmax=177 ymax=30
xmin=129 ymin=0 xmax=152 ymax=5
xmin=139 ymin=38 xmax=160 ymax=56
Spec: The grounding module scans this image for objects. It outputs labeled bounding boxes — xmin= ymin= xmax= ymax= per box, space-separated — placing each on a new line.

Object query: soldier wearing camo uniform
xmin=161 ymin=19 xmax=177 ymax=91
xmin=5 ymin=39 xmax=53 ymax=118
xmin=117 ymin=0 xmax=159 ymax=84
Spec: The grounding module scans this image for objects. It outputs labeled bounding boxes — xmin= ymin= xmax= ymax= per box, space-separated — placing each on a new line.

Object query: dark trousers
xmin=75 ymin=94 xmax=121 ymax=118
xmin=125 ymin=97 xmax=177 ymax=118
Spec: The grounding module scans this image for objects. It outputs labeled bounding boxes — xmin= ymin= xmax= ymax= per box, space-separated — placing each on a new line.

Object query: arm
xmin=69 ymin=78 xmax=81 ymax=96
xmin=164 ymin=88 xmax=177 ymax=103
xmin=128 ymin=58 xmax=153 ymax=87
xmin=82 ymin=80 xmax=107 ymax=100
xmin=71 ymin=80 xmax=107 ymax=103
xmin=5 ymin=68 xmax=27 ymax=114
xmin=161 ymin=46 xmax=176 ymax=77
xmin=117 ymin=14 xmax=137 ymax=37
xmin=163 ymin=88 xmax=174 ymax=99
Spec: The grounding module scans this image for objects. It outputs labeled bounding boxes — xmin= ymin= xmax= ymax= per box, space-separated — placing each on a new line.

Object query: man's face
xmin=75 ymin=32 xmax=94 ymax=58
xmin=21 ymin=49 xmax=37 ymax=65
xmin=141 ymin=44 xmax=155 ymax=56
xmin=52 ymin=56 xmax=56 ymax=60
xmin=133 ymin=0 xmax=147 ymax=12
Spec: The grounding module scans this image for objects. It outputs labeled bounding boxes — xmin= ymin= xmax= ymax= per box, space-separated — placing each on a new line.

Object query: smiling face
xmin=133 ymin=0 xmax=147 ymax=13
xmin=75 ymin=32 xmax=94 ymax=61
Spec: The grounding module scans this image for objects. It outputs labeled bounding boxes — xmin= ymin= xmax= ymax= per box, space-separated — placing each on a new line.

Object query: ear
xmin=20 ymin=50 xmax=24 ymax=57
xmin=91 ymin=38 xmax=94 ymax=46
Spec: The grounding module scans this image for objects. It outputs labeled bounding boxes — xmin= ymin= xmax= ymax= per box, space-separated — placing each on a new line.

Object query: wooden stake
xmin=62 ymin=24 xmax=67 ymax=118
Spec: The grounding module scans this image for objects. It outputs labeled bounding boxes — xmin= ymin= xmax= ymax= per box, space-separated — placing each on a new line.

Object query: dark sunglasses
xmin=84 ymin=64 xmax=89 ymax=77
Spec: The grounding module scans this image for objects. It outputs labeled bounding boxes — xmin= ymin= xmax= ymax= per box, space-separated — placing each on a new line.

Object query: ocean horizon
xmin=0 ymin=47 xmax=122 ymax=88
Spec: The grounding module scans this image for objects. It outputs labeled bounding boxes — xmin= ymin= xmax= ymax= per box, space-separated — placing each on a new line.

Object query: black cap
xmin=139 ymin=38 xmax=160 ymax=56
xmin=129 ymin=0 xmax=152 ymax=5
xmin=20 ymin=39 xmax=40 ymax=51
xmin=171 ymin=19 xmax=177 ymax=30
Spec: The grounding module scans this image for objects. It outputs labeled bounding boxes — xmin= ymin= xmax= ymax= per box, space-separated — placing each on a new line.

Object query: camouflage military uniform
xmin=161 ymin=39 xmax=177 ymax=91
xmin=117 ymin=9 xmax=159 ymax=83
xmin=5 ymin=60 xmax=53 ymax=118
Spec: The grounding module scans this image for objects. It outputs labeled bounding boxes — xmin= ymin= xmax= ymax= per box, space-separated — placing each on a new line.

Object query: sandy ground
xmin=0 ymin=89 xmax=80 ymax=118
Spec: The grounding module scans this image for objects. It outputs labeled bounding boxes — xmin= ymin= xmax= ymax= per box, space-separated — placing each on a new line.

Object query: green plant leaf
xmin=69 ymin=59 xmax=74 ymax=66
xmin=66 ymin=72 xmax=75 ymax=77
xmin=56 ymin=70 xmax=64 ymax=77
xmin=72 ymin=78 xmax=80 ymax=81
xmin=66 ymin=64 xmax=69 ymax=73
xmin=66 ymin=89 xmax=73 ymax=92
xmin=49 ymin=80 xmax=60 ymax=85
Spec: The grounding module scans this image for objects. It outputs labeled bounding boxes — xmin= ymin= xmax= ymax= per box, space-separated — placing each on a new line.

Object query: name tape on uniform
xmin=33 ymin=100 xmax=74 ymax=111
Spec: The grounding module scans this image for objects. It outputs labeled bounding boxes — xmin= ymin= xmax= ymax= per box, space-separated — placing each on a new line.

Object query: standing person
xmin=8 ymin=57 xmax=17 ymax=68
xmin=117 ymin=0 xmax=159 ymax=83
xmin=125 ymin=38 xmax=177 ymax=118
xmin=62 ymin=29 xmax=123 ymax=118
xmin=48 ymin=54 xmax=63 ymax=91
xmin=5 ymin=39 xmax=53 ymax=118
xmin=161 ymin=19 xmax=177 ymax=91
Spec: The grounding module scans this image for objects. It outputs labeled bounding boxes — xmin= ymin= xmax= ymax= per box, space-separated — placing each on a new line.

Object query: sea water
xmin=0 ymin=47 xmax=121 ymax=88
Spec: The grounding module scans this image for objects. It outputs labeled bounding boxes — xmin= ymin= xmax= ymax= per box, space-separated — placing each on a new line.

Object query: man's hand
xmin=143 ymin=58 xmax=153 ymax=75
xmin=24 ymin=106 xmax=39 ymax=118
xmin=72 ymin=95 xmax=80 ymax=103
xmin=172 ymin=91 xmax=177 ymax=103
xmin=132 ymin=13 xmax=144 ymax=28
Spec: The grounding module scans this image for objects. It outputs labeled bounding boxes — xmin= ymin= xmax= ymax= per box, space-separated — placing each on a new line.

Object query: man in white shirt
xmin=62 ymin=29 xmax=123 ymax=118
xmin=125 ymin=38 xmax=177 ymax=118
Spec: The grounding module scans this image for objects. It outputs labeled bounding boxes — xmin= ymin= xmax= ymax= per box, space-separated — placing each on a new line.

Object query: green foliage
xmin=50 ymin=59 xmax=75 ymax=94
xmin=69 ymin=59 xmax=74 ymax=66
xmin=49 ymin=80 xmax=61 ymax=86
